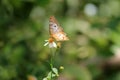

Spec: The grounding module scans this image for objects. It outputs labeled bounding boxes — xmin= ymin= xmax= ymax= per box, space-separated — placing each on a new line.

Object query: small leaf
xmin=52 ymin=68 xmax=59 ymax=76
xmin=43 ymin=78 xmax=48 ymax=80
xmin=47 ymin=72 xmax=56 ymax=78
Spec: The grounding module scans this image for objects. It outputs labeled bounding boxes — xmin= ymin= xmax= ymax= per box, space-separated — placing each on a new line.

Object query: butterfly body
xmin=49 ymin=16 xmax=69 ymax=41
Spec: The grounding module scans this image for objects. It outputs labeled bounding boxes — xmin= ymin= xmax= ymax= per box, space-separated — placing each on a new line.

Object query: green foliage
xmin=43 ymin=68 xmax=59 ymax=80
xmin=0 ymin=0 xmax=120 ymax=80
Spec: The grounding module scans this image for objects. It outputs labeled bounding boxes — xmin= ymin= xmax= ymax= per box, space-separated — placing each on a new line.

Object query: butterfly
xmin=49 ymin=16 xmax=69 ymax=41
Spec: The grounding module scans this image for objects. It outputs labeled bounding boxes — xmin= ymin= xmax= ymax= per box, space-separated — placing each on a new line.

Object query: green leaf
xmin=52 ymin=68 xmax=59 ymax=76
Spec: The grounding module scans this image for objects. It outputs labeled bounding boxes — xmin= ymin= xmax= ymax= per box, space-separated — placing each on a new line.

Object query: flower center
xmin=48 ymin=38 xmax=54 ymax=43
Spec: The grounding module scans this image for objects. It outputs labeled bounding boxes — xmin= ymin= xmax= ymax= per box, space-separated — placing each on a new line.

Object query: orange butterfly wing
xmin=49 ymin=16 xmax=69 ymax=41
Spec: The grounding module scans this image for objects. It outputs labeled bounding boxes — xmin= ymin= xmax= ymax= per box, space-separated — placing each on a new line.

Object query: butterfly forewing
xmin=49 ymin=16 xmax=69 ymax=41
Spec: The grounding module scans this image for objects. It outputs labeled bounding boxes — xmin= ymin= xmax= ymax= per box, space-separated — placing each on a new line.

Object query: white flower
xmin=44 ymin=38 xmax=57 ymax=48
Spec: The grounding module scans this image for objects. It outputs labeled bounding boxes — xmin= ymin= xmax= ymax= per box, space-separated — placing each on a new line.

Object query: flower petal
xmin=52 ymin=42 xmax=57 ymax=48
xmin=49 ymin=43 xmax=53 ymax=48
xmin=45 ymin=40 xmax=48 ymax=42
xmin=44 ymin=42 xmax=49 ymax=46
xmin=49 ymin=42 xmax=57 ymax=48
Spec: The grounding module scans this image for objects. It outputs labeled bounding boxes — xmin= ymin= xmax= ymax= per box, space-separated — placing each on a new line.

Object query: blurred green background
xmin=0 ymin=0 xmax=120 ymax=80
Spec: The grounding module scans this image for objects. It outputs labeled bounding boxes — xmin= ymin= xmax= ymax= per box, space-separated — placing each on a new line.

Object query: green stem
xmin=50 ymin=48 xmax=54 ymax=80
xmin=49 ymin=48 xmax=59 ymax=80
